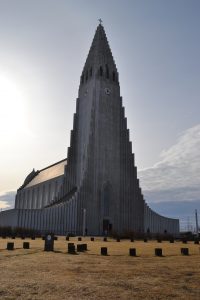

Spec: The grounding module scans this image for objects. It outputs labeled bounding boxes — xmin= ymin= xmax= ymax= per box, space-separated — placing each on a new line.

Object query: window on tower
xmin=90 ymin=67 xmax=92 ymax=77
xmin=112 ymin=71 xmax=115 ymax=81
xmin=100 ymin=66 xmax=103 ymax=76
xmin=106 ymin=64 xmax=109 ymax=79
xmin=102 ymin=183 xmax=111 ymax=217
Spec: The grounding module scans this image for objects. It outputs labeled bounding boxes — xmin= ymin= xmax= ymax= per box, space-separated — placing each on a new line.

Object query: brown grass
xmin=0 ymin=237 xmax=200 ymax=299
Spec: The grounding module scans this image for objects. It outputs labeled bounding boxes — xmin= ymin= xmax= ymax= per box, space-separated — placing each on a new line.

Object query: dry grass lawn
xmin=0 ymin=237 xmax=200 ymax=299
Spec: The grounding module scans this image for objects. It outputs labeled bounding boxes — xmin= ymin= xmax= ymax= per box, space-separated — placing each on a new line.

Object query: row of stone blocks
xmin=66 ymin=237 xmax=200 ymax=244
xmin=1 ymin=236 xmax=36 ymax=240
xmin=4 ymin=242 xmax=191 ymax=256
xmin=67 ymin=243 xmax=87 ymax=254
xmin=101 ymin=247 xmax=190 ymax=256
xmin=2 ymin=236 xmax=200 ymax=244
xmin=6 ymin=242 xmax=30 ymax=250
xmin=5 ymin=242 xmax=87 ymax=252
xmin=1 ymin=236 xmax=58 ymax=240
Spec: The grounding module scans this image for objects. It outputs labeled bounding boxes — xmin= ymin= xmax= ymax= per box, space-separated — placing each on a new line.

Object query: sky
xmin=0 ymin=0 xmax=199 ymax=230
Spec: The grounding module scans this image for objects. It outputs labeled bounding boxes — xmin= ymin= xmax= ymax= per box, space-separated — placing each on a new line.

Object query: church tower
xmin=63 ymin=23 xmax=144 ymax=235
xmin=2 ymin=23 xmax=179 ymax=236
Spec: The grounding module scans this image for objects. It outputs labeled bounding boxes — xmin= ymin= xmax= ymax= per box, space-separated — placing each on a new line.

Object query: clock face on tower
xmin=105 ymin=87 xmax=111 ymax=95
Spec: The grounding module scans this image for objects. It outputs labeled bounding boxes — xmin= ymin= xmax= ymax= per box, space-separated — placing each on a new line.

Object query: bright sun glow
xmin=0 ymin=73 xmax=27 ymax=140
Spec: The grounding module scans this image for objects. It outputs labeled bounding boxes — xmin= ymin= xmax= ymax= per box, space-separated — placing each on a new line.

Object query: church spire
xmin=80 ymin=23 xmax=119 ymax=86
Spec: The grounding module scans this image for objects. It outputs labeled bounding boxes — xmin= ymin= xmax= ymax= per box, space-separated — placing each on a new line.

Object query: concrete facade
xmin=0 ymin=24 xmax=179 ymax=236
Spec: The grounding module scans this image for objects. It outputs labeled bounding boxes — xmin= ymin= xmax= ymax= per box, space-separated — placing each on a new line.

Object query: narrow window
xmin=106 ymin=64 xmax=109 ymax=79
xmin=103 ymin=183 xmax=111 ymax=217
xmin=48 ymin=183 xmax=51 ymax=202
xmin=81 ymin=74 xmax=84 ymax=84
xmin=86 ymin=70 xmax=88 ymax=81
xmin=112 ymin=71 xmax=115 ymax=81
xmin=55 ymin=181 xmax=58 ymax=195
xmin=90 ymin=67 xmax=92 ymax=77
xmin=100 ymin=66 xmax=103 ymax=76
xmin=42 ymin=185 xmax=46 ymax=206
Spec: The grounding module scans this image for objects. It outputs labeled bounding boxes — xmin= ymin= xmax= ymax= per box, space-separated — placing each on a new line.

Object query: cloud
xmin=143 ymin=187 xmax=200 ymax=203
xmin=0 ymin=191 xmax=15 ymax=210
xmin=138 ymin=124 xmax=200 ymax=203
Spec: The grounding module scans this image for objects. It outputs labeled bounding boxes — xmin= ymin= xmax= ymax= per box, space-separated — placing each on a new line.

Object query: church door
xmin=102 ymin=183 xmax=112 ymax=234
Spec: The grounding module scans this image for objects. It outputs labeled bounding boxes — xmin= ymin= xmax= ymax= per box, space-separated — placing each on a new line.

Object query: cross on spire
xmin=98 ymin=18 xmax=103 ymax=25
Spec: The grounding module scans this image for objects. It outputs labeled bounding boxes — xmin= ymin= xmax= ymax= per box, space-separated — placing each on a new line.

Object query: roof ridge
xmin=39 ymin=158 xmax=67 ymax=172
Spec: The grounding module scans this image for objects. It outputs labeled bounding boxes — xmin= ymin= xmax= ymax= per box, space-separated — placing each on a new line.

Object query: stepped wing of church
xmin=0 ymin=24 xmax=179 ymax=235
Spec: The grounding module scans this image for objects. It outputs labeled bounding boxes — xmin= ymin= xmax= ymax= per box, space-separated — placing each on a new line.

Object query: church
xmin=0 ymin=24 xmax=179 ymax=236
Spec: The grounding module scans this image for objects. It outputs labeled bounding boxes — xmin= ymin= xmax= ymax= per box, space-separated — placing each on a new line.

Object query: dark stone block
xmin=21 ymin=236 xmax=25 ymax=240
xmin=130 ymin=238 xmax=134 ymax=242
xmin=31 ymin=236 xmax=35 ymax=240
xmin=68 ymin=244 xmax=76 ymax=254
xmin=23 ymin=242 xmax=30 ymax=249
xmin=91 ymin=237 xmax=94 ymax=241
xmin=82 ymin=243 xmax=87 ymax=251
xmin=144 ymin=238 xmax=148 ymax=242
xmin=116 ymin=238 xmax=120 ymax=242
xmin=66 ymin=236 xmax=69 ymax=241
xmin=182 ymin=239 xmax=187 ymax=244
xmin=170 ymin=239 xmax=174 ymax=243
xmin=44 ymin=233 xmax=54 ymax=251
xmin=2 ymin=236 xmax=6 ymax=239
xmin=157 ymin=239 xmax=162 ymax=243
xmin=42 ymin=236 xmax=45 ymax=240
xmin=103 ymin=237 xmax=107 ymax=242
xmin=77 ymin=244 xmax=84 ymax=252
xmin=155 ymin=248 xmax=162 ymax=256
xmin=78 ymin=237 xmax=82 ymax=241
xmin=181 ymin=248 xmax=189 ymax=255
xmin=129 ymin=248 xmax=136 ymax=256
xmin=101 ymin=247 xmax=107 ymax=255
xmin=194 ymin=240 xmax=199 ymax=244
xmin=54 ymin=236 xmax=58 ymax=240
xmin=11 ymin=236 xmax=15 ymax=239
xmin=7 ymin=242 xmax=14 ymax=250
xmin=76 ymin=243 xmax=87 ymax=252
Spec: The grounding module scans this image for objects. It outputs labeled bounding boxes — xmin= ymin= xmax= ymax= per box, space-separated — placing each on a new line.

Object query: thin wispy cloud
xmin=0 ymin=191 xmax=15 ymax=209
xmin=139 ymin=124 xmax=200 ymax=203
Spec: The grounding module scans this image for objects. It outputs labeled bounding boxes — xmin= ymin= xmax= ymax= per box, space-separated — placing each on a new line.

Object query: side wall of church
xmin=0 ymin=209 xmax=19 ymax=228
xmin=15 ymin=175 xmax=64 ymax=210
xmin=16 ymin=196 xmax=78 ymax=235
xmin=0 ymin=199 xmax=179 ymax=236
xmin=144 ymin=202 xmax=179 ymax=235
